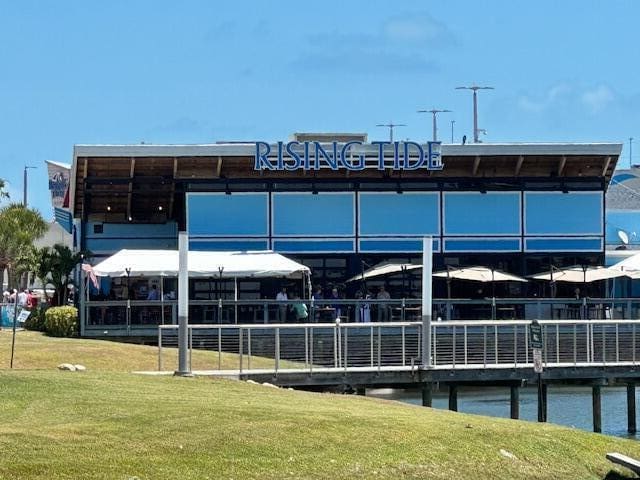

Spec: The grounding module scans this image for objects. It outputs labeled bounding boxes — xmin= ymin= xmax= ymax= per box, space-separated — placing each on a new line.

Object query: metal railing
xmin=157 ymin=318 xmax=640 ymax=374
xmin=86 ymin=297 xmax=640 ymax=334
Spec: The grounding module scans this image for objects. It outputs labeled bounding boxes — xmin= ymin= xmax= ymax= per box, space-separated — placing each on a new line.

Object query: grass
xmin=1 ymin=331 xmax=640 ymax=479
xmin=0 ymin=329 xmax=287 ymax=372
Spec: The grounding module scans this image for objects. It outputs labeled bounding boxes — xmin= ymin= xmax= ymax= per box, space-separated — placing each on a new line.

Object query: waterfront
xmin=369 ymin=386 xmax=640 ymax=438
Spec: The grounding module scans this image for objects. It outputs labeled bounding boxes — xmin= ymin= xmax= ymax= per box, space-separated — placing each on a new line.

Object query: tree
xmin=0 ymin=178 xmax=8 ymax=200
xmin=44 ymin=244 xmax=85 ymax=306
xmin=0 ymin=203 xmax=47 ymax=290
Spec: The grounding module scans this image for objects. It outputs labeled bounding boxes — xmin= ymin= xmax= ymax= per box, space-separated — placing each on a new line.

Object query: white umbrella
xmin=433 ymin=266 xmax=528 ymax=283
xmin=345 ymin=263 xmax=421 ymax=283
xmin=610 ymin=252 xmax=640 ymax=272
xmin=529 ymin=266 xmax=627 ymax=283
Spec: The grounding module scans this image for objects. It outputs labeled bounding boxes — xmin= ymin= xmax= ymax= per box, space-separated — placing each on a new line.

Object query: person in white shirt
xmin=17 ymin=289 xmax=28 ymax=308
xmin=276 ymin=287 xmax=288 ymax=322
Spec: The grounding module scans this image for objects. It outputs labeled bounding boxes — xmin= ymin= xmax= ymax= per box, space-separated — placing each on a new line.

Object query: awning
xmin=345 ymin=263 xmax=421 ymax=283
xmin=92 ymin=249 xmax=311 ymax=279
xmin=529 ymin=265 xmax=627 ymax=283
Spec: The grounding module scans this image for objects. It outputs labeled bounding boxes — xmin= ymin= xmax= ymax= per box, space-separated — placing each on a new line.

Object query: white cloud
xmin=581 ymin=85 xmax=614 ymax=113
xmin=517 ymin=83 xmax=572 ymax=112
xmin=383 ymin=15 xmax=456 ymax=46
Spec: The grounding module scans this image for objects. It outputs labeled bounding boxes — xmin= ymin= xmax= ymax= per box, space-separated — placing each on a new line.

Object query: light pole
xmin=455 ymin=85 xmax=494 ymax=143
xmin=417 ymin=109 xmax=451 ymax=142
xmin=451 ymin=120 xmax=455 ymax=143
xmin=376 ymin=121 xmax=407 ymax=143
xmin=630 ymin=137 xmax=634 ymax=168
xmin=23 ymin=165 xmax=36 ymax=207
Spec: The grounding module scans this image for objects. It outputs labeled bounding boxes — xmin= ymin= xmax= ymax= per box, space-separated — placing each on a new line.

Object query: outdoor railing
xmin=84 ymin=297 xmax=640 ymax=334
xmin=157 ymin=319 xmax=640 ymax=374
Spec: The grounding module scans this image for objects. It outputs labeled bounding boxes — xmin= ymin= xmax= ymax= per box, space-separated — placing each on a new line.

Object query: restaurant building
xmin=69 ymin=134 xmax=621 ymax=304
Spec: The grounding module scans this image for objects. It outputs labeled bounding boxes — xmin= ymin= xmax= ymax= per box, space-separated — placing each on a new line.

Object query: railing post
xmin=263 ymin=301 xmax=268 ymax=324
xmin=275 ymin=327 xmax=280 ymax=374
xmin=158 ymin=326 xmax=163 ymax=372
xmin=239 ymin=327 xmax=243 ymax=374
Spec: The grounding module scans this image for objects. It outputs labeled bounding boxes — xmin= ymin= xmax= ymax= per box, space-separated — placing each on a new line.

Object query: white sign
xmin=533 ymin=348 xmax=543 ymax=373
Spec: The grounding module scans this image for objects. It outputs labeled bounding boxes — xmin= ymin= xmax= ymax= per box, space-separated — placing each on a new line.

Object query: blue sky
xmin=1 ymin=0 xmax=639 ymax=217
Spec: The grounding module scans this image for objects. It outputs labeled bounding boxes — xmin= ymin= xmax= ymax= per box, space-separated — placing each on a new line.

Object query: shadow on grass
xmin=603 ymin=470 xmax=636 ymax=480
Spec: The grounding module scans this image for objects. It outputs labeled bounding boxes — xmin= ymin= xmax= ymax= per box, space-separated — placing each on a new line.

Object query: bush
xmin=24 ymin=305 xmax=48 ymax=332
xmin=44 ymin=306 xmax=78 ymax=337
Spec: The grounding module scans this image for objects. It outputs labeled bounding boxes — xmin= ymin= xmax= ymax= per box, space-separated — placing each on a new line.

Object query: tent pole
xmin=160 ymin=277 xmax=165 ymax=325
xmin=234 ymin=277 xmax=238 ymax=324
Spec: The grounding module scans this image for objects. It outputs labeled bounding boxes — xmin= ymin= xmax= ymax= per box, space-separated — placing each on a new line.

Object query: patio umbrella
xmin=433 ymin=266 xmax=527 ymax=299
xmin=345 ymin=263 xmax=422 ymax=283
xmin=529 ymin=265 xmax=627 ymax=283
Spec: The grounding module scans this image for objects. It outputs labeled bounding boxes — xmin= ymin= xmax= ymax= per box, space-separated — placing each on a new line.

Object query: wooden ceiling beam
xmin=472 ymin=156 xmax=481 ymax=176
xmin=127 ymin=157 xmax=135 ymax=220
xmin=601 ymin=156 xmax=611 ymax=177
xmin=515 ymin=155 xmax=524 ymax=177
xmin=169 ymin=157 xmax=178 ymax=218
xmin=557 ymin=156 xmax=566 ymax=176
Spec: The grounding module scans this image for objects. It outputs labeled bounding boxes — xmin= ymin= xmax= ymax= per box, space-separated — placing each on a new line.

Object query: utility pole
xmin=23 ymin=166 xmax=36 ymax=207
xmin=630 ymin=137 xmax=634 ymax=168
xmin=376 ymin=121 xmax=407 ymax=143
xmin=451 ymin=120 xmax=455 ymax=143
xmin=417 ymin=109 xmax=451 ymax=142
xmin=455 ymin=85 xmax=494 ymax=143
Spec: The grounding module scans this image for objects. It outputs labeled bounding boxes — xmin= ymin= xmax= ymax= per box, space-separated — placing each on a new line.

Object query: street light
xmin=455 ymin=85 xmax=494 ymax=143
xmin=23 ymin=165 xmax=36 ymax=207
xmin=376 ymin=121 xmax=407 ymax=143
xmin=417 ymin=109 xmax=452 ymax=142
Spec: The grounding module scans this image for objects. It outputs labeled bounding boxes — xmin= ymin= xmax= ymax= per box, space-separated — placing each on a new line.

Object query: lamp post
xmin=23 ymin=165 xmax=36 ymax=207
xmin=417 ymin=109 xmax=451 ymax=141
xmin=455 ymin=85 xmax=494 ymax=143
xmin=376 ymin=121 xmax=407 ymax=143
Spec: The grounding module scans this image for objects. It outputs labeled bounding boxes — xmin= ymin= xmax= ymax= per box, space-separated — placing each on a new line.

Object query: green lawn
xmin=1 ymin=331 xmax=640 ymax=479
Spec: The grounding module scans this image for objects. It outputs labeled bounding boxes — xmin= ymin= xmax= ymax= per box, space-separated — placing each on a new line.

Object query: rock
xmin=500 ymin=449 xmax=518 ymax=460
xmin=74 ymin=364 xmax=87 ymax=372
xmin=57 ymin=363 xmax=76 ymax=371
xmin=246 ymin=380 xmax=259 ymax=385
xmin=261 ymin=382 xmax=279 ymax=388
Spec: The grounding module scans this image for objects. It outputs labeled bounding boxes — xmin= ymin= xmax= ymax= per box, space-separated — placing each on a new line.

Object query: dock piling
xmin=422 ymin=383 xmax=433 ymax=407
xmin=592 ymin=385 xmax=602 ymax=433
xmin=510 ymin=385 xmax=520 ymax=419
xmin=627 ymin=383 xmax=636 ymax=434
xmin=449 ymin=385 xmax=458 ymax=412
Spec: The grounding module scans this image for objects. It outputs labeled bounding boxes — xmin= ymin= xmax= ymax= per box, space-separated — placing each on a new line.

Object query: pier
xmin=158 ymin=318 xmax=640 ymax=433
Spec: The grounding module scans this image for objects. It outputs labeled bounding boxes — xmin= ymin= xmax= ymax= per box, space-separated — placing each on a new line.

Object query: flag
xmin=82 ymin=263 xmax=100 ymax=289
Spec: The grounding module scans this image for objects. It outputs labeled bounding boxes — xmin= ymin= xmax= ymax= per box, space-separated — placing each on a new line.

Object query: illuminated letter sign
xmin=254 ymin=141 xmax=444 ymax=171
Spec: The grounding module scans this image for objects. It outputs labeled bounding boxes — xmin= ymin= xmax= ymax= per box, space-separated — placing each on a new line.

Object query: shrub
xmin=24 ymin=305 xmax=48 ymax=332
xmin=44 ymin=306 xmax=78 ymax=337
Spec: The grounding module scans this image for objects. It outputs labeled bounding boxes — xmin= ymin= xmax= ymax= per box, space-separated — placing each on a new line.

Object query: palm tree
xmin=0 ymin=178 xmax=8 ymax=200
xmin=46 ymin=244 xmax=85 ymax=305
xmin=34 ymin=247 xmax=55 ymax=302
xmin=0 ymin=203 xmax=47 ymax=289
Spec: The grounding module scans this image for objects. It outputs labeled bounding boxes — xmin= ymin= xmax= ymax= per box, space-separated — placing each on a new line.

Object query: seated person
xmin=147 ymin=285 xmax=159 ymax=301
xmin=291 ymin=294 xmax=308 ymax=322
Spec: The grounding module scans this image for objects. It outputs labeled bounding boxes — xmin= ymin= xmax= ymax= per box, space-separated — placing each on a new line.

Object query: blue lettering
xmin=371 ymin=141 xmax=390 ymax=170
xmin=403 ymin=142 xmax=426 ymax=170
xmin=303 ymin=141 xmax=310 ymax=169
xmin=284 ymin=141 xmax=302 ymax=171
xmin=428 ymin=141 xmax=444 ymax=170
xmin=254 ymin=142 xmax=275 ymax=170
xmin=314 ymin=142 xmax=339 ymax=170
xmin=339 ymin=141 xmax=365 ymax=171
xmin=393 ymin=142 xmax=402 ymax=169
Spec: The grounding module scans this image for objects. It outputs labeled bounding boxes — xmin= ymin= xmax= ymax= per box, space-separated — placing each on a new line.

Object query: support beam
xmin=421 ymin=383 xmax=433 ymax=407
xmin=127 ymin=157 xmax=135 ymax=220
xmin=601 ymin=156 xmax=612 ymax=178
xmin=557 ymin=155 xmax=566 ymax=176
xmin=514 ymin=155 xmax=524 ymax=177
xmin=168 ymin=157 xmax=177 ymax=219
xmin=510 ymin=385 xmax=520 ymax=420
xmin=472 ymin=155 xmax=481 ymax=176
xmin=592 ymin=385 xmax=602 ymax=433
xmin=216 ymin=156 xmax=223 ymax=177
xmin=628 ymin=383 xmax=637 ymax=434
xmin=449 ymin=385 xmax=458 ymax=412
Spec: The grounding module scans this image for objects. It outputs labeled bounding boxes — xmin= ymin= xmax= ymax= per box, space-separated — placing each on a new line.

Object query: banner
xmin=46 ymin=160 xmax=71 ymax=210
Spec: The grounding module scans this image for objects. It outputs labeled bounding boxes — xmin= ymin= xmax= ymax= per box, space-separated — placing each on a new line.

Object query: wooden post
xmin=592 ymin=385 xmax=602 ymax=433
xmin=628 ymin=384 xmax=636 ymax=434
xmin=538 ymin=382 xmax=548 ymax=422
xmin=422 ymin=383 xmax=433 ymax=407
xmin=510 ymin=385 xmax=520 ymax=420
xmin=449 ymin=385 xmax=458 ymax=412
xmin=356 ymin=386 xmax=366 ymax=396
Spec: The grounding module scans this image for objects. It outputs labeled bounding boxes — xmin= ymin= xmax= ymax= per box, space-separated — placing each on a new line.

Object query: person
xmin=312 ymin=285 xmax=324 ymax=301
xmin=291 ymin=294 xmax=308 ymax=322
xmin=17 ymin=289 xmax=28 ymax=308
xmin=376 ymin=285 xmax=391 ymax=322
xmin=329 ymin=287 xmax=341 ymax=320
xmin=147 ymin=284 xmax=159 ymax=300
xmin=356 ymin=290 xmax=371 ymax=323
xmin=276 ymin=286 xmax=288 ymax=322
xmin=2 ymin=291 xmax=10 ymax=304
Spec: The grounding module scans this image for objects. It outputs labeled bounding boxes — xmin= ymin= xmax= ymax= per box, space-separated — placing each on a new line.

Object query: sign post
xmin=529 ymin=319 xmax=545 ymax=422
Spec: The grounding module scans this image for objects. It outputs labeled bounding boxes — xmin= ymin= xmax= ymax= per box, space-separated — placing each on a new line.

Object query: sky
xmin=1 ymin=0 xmax=639 ymax=218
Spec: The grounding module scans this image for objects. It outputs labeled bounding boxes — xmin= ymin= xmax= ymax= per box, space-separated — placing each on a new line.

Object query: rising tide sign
xmin=254 ymin=141 xmax=443 ymax=171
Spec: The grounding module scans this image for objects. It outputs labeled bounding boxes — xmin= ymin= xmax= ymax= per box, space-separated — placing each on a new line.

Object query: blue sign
xmin=254 ymin=141 xmax=443 ymax=171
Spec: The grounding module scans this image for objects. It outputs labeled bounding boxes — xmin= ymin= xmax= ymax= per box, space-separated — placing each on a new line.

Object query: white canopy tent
xmin=92 ymin=249 xmax=311 ymax=279
xmin=610 ymin=252 xmax=640 ymax=273
xmin=433 ymin=266 xmax=528 ymax=283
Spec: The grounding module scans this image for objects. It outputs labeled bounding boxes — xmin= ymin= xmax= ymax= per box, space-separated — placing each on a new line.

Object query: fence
xmin=157 ymin=319 xmax=640 ymax=374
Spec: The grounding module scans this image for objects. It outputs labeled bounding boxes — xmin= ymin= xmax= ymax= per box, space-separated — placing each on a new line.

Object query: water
xmin=368 ymin=386 xmax=640 ymax=438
